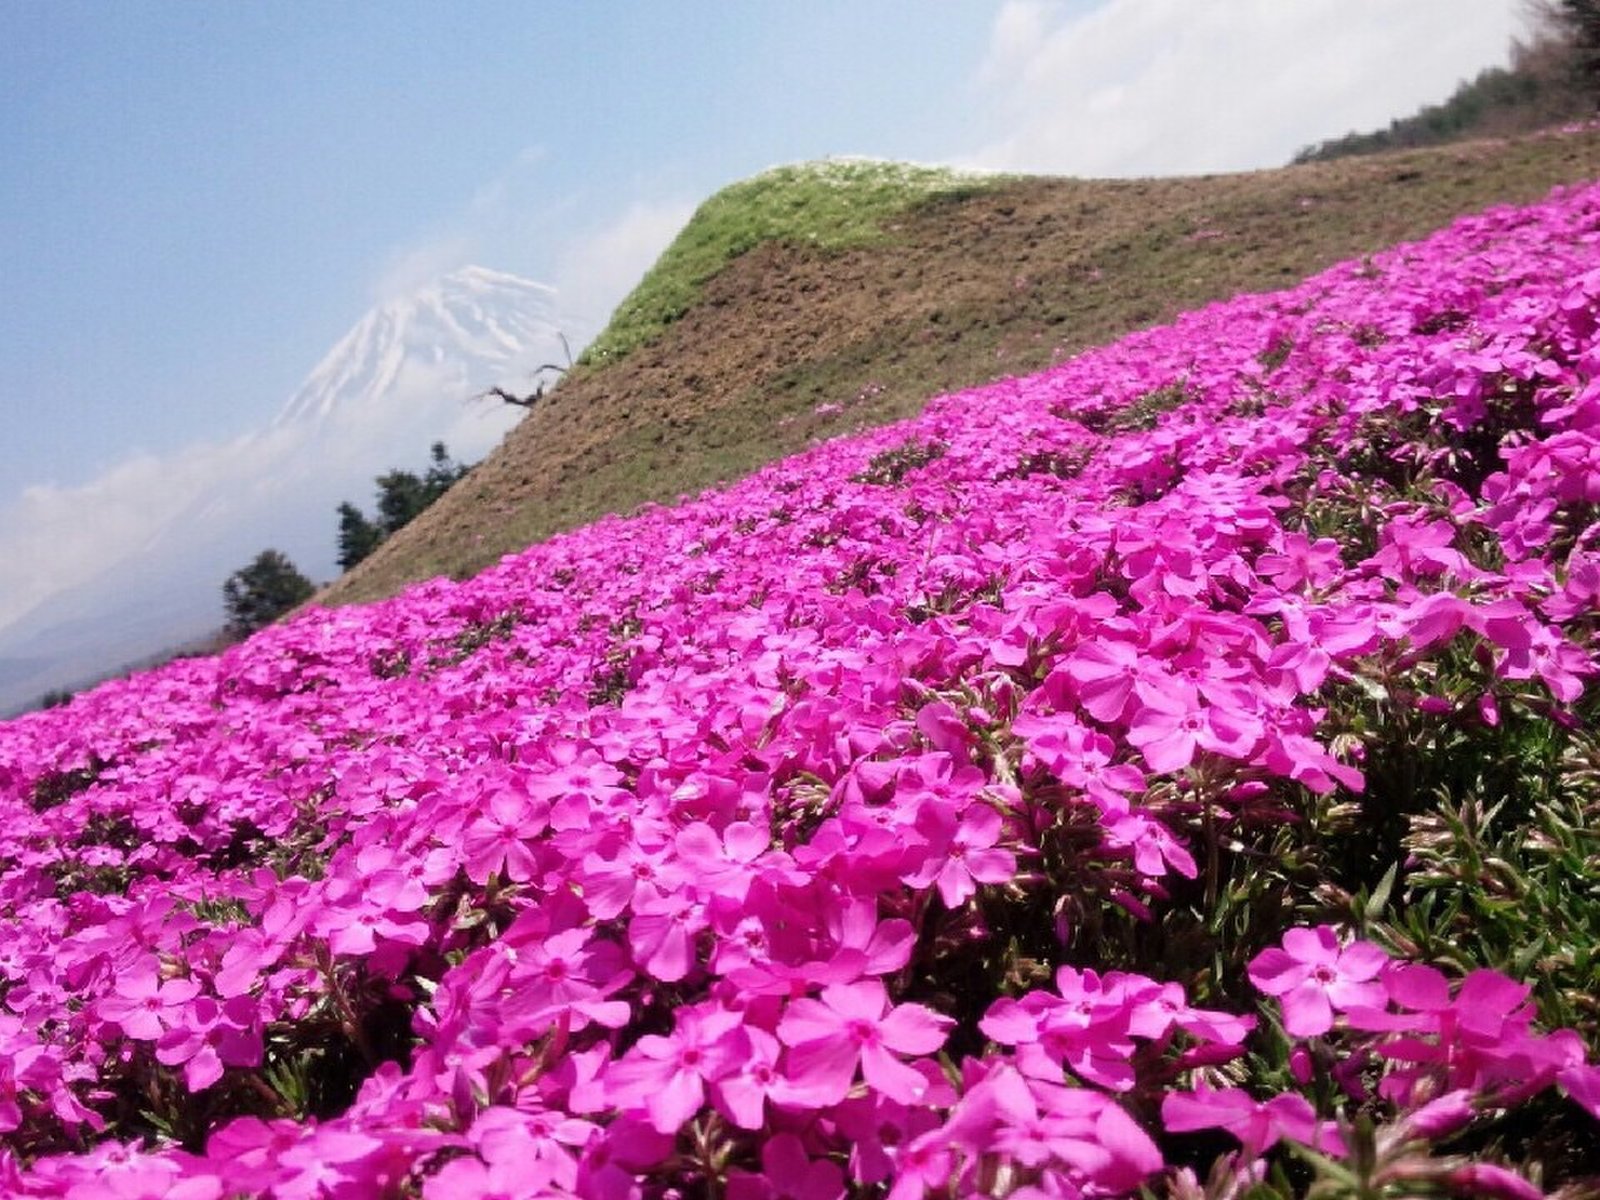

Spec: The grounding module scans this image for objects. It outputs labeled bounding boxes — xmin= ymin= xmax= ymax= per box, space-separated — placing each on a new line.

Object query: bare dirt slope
xmin=320 ymin=129 xmax=1600 ymax=606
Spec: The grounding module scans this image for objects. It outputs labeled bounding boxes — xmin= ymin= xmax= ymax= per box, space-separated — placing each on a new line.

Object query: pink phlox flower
xmin=627 ymin=888 xmax=708 ymax=982
xmin=423 ymin=1154 xmax=548 ymax=1200
xmin=155 ymin=994 xmax=262 ymax=1092
xmin=996 ymin=1075 xmax=1164 ymax=1194
xmin=97 ymin=968 xmax=201 ymax=1042
xmin=712 ymin=1026 xmax=784 ymax=1130
xmin=495 ymin=927 xmax=633 ymax=1036
xmin=1247 ymin=925 xmax=1388 ymax=1037
xmin=1374 ymin=968 xmax=1582 ymax=1104
xmin=1013 ymin=712 xmax=1144 ymax=813
xmin=901 ymin=799 xmax=1016 ymax=905
xmin=461 ymin=788 xmax=551 ymax=885
xmin=776 ymin=979 xmax=952 ymax=1107
xmin=1127 ymin=679 xmax=1262 ymax=774
xmin=604 ymin=1004 xmax=747 ymax=1134
xmin=915 ymin=700 xmax=977 ymax=759
xmin=211 ymin=928 xmax=282 ymax=999
xmin=674 ymin=819 xmax=767 ymax=907
xmin=1559 ymin=1063 xmax=1600 ymax=1122
xmin=823 ymin=905 xmax=917 ymax=979
xmin=1543 ymin=549 xmax=1600 ymax=622
xmin=1495 ymin=625 xmax=1594 ymax=702
xmin=1061 ymin=639 xmax=1153 ymax=724
xmin=828 ymin=1084 xmax=951 ymax=1187
xmin=1163 ymin=1086 xmax=1344 ymax=1160
xmin=23 ymin=1138 xmax=223 ymax=1200
xmin=1103 ymin=809 xmax=1197 ymax=880
xmin=579 ymin=840 xmax=687 ymax=921
xmin=717 ymin=902 xmax=890 ymax=997
xmin=726 ymin=1132 xmax=845 ymax=1200
xmin=1105 ymin=974 xmax=1254 ymax=1045
xmin=311 ymin=892 xmax=430 ymax=958
xmin=980 ymin=968 xmax=1138 ymax=1091
xmin=573 ymin=1117 xmax=677 ymax=1200
xmin=1258 ymin=729 xmax=1365 ymax=795
xmin=351 ymin=844 xmax=434 ymax=912
xmin=425 ymin=1105 xmax=592 ymax=1197
xmin=1256 ymin=532 xmax=1344 ymax=592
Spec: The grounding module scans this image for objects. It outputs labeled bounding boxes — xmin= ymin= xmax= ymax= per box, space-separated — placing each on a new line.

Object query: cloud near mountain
xmin=0 ymin=266 xmax=582 ymax=713
xmin=967 ymin=0 xmax=1522 ymax=176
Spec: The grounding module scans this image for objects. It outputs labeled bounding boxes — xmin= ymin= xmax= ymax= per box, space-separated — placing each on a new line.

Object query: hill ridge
xmin=316 ymin=126 xmax=1600 ymax=609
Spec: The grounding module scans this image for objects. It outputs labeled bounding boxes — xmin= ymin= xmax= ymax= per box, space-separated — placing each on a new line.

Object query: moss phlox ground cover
xmin=3 ymin=182 xmax=1600 ymax=1197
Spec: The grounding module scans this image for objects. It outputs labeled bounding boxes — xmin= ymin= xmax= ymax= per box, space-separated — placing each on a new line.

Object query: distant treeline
xmin=1294 ymin=5 xmax=1597 ymax=164
xmin=336 ymin=441 xmax=470 ymax=572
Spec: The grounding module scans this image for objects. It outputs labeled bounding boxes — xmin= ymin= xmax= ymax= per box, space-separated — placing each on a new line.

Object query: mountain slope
xmin=277 ymin=266 xmax=571 ymax=427
xmin=319 ymin=129 xmax=1600 ymax=607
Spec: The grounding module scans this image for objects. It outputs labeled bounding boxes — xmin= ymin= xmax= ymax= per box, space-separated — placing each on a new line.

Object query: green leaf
xmin=1365 ymin=860 xmax=1399 ymax=923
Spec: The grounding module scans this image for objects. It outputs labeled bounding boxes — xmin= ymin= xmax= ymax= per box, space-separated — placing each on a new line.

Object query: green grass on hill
xmin=579 ymin=159 xmax=1003 ymax=367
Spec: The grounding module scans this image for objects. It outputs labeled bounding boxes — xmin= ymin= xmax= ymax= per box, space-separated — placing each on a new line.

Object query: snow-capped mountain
xmin=277 ymin=266 xmax=576 ymax=427
xmin=0 ymin=265 xmax=586 ymax=715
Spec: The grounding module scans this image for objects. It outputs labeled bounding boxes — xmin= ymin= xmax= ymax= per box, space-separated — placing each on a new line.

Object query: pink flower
xmin=901 ymin=801 xmax=1016 ymax=905
xmin=1560 ymin=1063 xmax=1600 ymax=1121
xmin=1247 ymin=925 xmax=1388 ymax=1036
xmin=712 ymin=1026 xmax=784 ymax=1130
xmin=776 ymin=980 xmax=952 ymax=1107
xmin=727 ymin=1133 xmax=845 ymax=1200
xmin=604 ymin=1004 xmax=746 ymax=1134
xmin=1445 ymin=1163 xmax=1544 ymax=1200
xmin=1162 ymin=1086 xmax=1342 ymax=1159
xmin=1127 ymin=687 xmax=1261 ymax=774
xmin=97 ymin=970 xmax=201 ymax=1042
xmin=461 ymin=789 xmax=550 ymax=885
xmin=154 ymin=995 xmax=262 ymax=1092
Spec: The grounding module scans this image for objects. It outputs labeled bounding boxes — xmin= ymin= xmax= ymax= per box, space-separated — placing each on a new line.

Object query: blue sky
xmin=0 ymin=2 xmax=1000 ymax=492
xmin=0 ymin=1 xmax=1530 ymax=681
xmin=0 ymin=1 xmax=1529 ymax=496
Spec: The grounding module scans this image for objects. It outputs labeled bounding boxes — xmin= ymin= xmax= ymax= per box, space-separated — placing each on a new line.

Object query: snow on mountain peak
xmin=275 ymin=267 xmax=574 ymax=427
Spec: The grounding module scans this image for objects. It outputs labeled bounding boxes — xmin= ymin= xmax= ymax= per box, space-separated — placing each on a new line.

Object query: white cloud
xmin=369 ymin=233 xmax=480 ymax=303
xmin=555 ymin=197 xmax=697 ymax=331
xmin=0 ymin=427 xmax=306 ymax=632
xmin=0 ymin=350 xmax=535 ymax=709
xmin=366 ymin=145 xmax=553 ymax=304
xmin=966 ymin=0 xmax=1527 ymax=177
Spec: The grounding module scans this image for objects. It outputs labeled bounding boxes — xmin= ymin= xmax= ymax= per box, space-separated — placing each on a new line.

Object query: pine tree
xmin=222 ymin=550 xmax=315 ymax=638
xmin=1563 ymin=0 xmax=1600 ymax=103
xmin=375 ymin=469 xmax=430 ymax=536
xmin=336 ymin=502 xmax=385 ymax=571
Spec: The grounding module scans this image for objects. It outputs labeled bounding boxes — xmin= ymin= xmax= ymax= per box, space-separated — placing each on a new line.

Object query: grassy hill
xmin=318 ymin=128 xmax=1600 ymax=608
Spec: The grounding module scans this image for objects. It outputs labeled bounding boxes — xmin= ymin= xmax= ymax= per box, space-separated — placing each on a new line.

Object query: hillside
xmin=319 ymin=128 xmax=1600 ymax=606
xmin=6 ymin=173 xmax=1600 ymax=1193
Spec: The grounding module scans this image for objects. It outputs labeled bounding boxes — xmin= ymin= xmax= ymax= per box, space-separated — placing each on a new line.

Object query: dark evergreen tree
xmin=333 ymin=443 xmax=473 ymax=576
xmin=421 ymin=441 xmax=470 ymax=501
xmin=375 ymin=469 xmax=430 ymax=536
xmin=222 ymin=549 xmax=315 ymax=638
xmin=1560 ymin=0 xmax=1600 ymax=104
xmin=336 ymin=502 xmax=385 ymax=571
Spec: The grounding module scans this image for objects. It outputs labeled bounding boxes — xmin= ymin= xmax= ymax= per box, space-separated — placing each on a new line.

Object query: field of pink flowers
xmin=4 ymin=179 xmax=1600 ymax=1199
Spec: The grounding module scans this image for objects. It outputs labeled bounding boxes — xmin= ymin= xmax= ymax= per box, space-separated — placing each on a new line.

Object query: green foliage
xmin=335 ymin=442 xmax=470 ymax=572
xmin=335 ymin=503 xmax=384 ymax=573
xmin=1294 ymin=25 xmax=1589 ymax=163
xmin=581 ymin=160 xmax=1004 ymax=368
xmin=221 ymin=550 xmax=314 ymax=638
xmin=851 ymin=439 xmax=948 ymax=486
